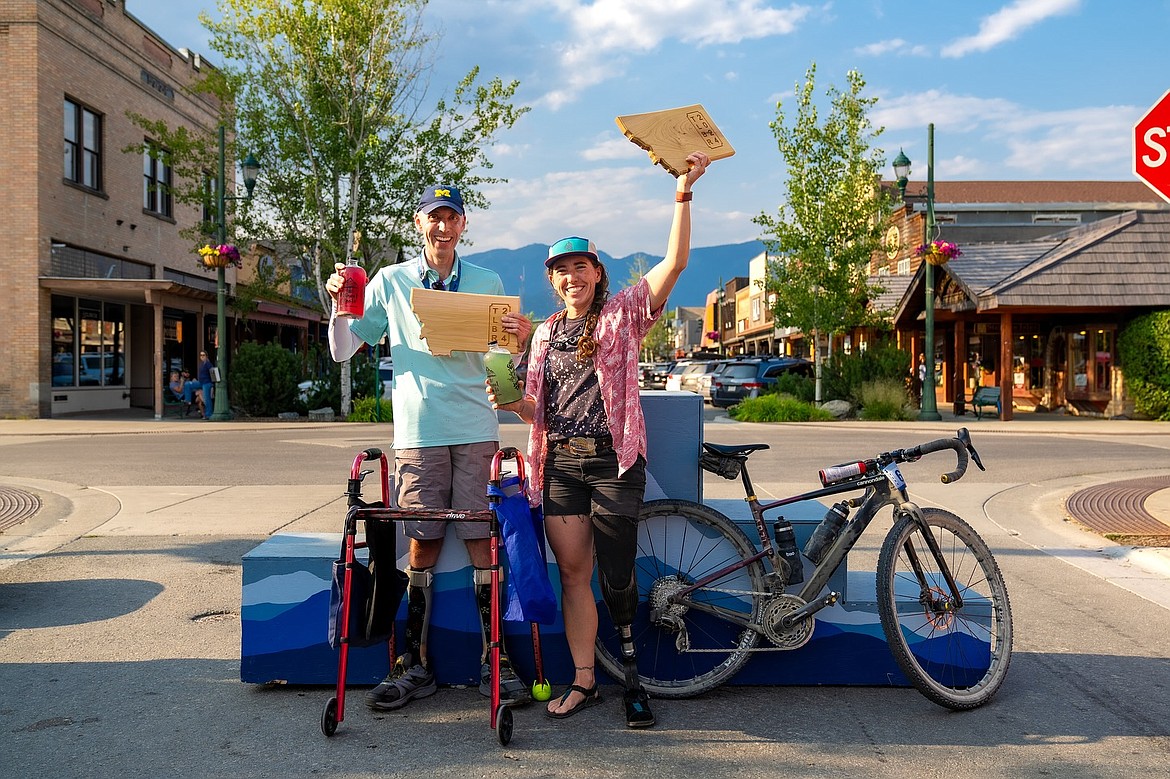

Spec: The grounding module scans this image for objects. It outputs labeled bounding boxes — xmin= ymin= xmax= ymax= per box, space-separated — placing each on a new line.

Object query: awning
xmin=40 ymin=277 xmax=216 ymax=305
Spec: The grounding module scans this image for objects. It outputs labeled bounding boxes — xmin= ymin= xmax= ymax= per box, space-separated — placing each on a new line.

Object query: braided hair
xmin=548 ymin=260 xmax=610 ymax=363
xmin=575 ymin=262 xmax=610 ymax=362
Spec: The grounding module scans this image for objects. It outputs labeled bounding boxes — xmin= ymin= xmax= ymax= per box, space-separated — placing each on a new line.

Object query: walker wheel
xmin=495 ymin=704 xmax=513 ymax=746
xmin=321 ymin=696 xmax=338 ymax=737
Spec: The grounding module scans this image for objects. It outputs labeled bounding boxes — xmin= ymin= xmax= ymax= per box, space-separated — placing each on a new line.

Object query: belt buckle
xmin=567 ymin=437 xmax=597 ymax=456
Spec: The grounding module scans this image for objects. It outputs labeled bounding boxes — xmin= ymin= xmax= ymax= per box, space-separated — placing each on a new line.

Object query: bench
xmin=163 ymin=389 xmax=185 ymax=418
xmin=164 ymin=388 xmax=199 ymax=418
xmin=971 ymin=386 xmax=1001 ymax=419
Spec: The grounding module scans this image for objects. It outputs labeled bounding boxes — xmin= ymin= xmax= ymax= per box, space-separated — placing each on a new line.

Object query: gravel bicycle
xmin=594 ymin=428 xmax=1012 ymax=710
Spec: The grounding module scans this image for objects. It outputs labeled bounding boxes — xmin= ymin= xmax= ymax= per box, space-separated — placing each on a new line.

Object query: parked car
xmin=639 ymin=361 xmax=674 ymax=390
xmin=663 ymin=360 xmax=693 ymax=392
xmin=711 ymin=357 xmax=814 ymax=408
xmin=674 ymin=360 xmax=721 ymax=394
xmin=696 ymin=359 xmax=733 ymax=403
xmin=298 ymin=357 xmax=393 ymax=404
xmin=77 ymin=352 xmax=124 ymax=386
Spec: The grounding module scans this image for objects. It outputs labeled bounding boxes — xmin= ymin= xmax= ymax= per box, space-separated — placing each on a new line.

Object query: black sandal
xmin=546 ymin=683 xmax=602 ymax=719
xmin=624 ymin=687 xmax=655 ymax=728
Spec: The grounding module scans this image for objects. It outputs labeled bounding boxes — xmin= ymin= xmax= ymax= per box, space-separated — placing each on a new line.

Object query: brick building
xmin=1 ymin=0 xmax=247 ymax=418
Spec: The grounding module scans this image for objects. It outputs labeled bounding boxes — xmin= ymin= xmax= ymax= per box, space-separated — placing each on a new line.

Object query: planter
xmin=202 ymin=253 xmax=231 ymax=269
xmin=924 ymin=251 xmax=949 ymax=266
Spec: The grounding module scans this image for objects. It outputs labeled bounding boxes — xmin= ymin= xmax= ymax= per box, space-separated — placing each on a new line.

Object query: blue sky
xmin=127 ymin=0 xmax=1167 ymax=257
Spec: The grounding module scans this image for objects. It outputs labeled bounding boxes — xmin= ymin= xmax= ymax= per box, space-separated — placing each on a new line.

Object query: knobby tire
xmin=875 ymin=507 xmax=1013 ymax=710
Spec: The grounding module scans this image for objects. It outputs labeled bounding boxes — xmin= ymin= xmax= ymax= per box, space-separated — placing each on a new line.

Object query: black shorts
xmin=543 ymin=448 xmax=646 ymax=518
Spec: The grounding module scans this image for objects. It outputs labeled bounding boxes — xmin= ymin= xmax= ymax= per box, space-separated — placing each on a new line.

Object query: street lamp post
xmin=210 ymin=124 xmax=261 ymax=422
xmin=716 ymin=279 xmax=725 ymax=356
xmin=893 ymin=127 xmax=941 ymax=421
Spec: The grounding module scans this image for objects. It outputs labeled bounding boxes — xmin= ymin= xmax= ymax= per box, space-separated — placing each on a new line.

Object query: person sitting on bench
xmin=169 ymin=370 xmax=204 ymax=416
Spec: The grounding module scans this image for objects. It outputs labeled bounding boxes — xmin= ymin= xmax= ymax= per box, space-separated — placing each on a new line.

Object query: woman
xmin=491 ymin=150 xmax=711 ymax=728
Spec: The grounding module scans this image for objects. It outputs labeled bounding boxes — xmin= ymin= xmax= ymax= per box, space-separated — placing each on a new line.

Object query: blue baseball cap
xmin=546 ymin=236 xmax=599 ymax=268
xmin=417 ymin=185 xmax=464 ymax=215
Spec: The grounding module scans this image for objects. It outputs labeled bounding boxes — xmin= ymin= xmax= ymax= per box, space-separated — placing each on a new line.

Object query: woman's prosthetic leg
xmin=593 ymin=513 xmax=639 ymax=676
xmin=593 ymin=513 xmax=654 ymax=725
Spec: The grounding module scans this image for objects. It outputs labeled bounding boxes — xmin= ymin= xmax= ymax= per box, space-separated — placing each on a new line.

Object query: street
xmin=1 ymin=412 xmax=1169 ymax=778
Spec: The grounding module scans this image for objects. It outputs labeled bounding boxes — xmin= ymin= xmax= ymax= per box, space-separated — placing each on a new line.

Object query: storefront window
xmin=1012 ymin=334 xmax=1045 ymax=390
xmin=52 ymin=296 xmax=76 ymax=386
xmin=1095 ymin=329 xmax=1112 ymax=393
xmin=1069 ymin=328 xmax=1114 ymax=398
xmin=52 ymin=296 xmax=126 ymax=387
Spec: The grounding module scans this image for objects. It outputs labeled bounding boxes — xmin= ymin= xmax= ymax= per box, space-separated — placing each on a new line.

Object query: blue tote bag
xmin=488 ymin=477 xmax=556 ymax=624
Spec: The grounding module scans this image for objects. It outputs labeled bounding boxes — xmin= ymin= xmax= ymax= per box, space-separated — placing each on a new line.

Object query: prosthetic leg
xmin=475 ymin=567 xmax=529 ymax=703
xmin=403 ymin=566 xmax=434 ymax=667
xmin=594 ymin=514 xmax=655 ymax=728
xmin=364 ymin=566 xmax=437 ymax=710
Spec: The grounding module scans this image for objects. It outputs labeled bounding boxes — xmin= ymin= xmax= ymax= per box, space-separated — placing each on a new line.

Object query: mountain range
xmin=463 ymin=240 xmax=768 ymax=320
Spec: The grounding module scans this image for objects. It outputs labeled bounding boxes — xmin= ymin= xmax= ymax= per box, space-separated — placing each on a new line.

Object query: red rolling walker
xmin=320 ymin=446 xmax=545 ymax=746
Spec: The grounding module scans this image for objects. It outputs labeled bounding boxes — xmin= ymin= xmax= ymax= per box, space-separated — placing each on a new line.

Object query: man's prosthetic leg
xmin=474 ymin=567 xmax=529 ymax=703
xmin=365 ymin=567 xmax=437 ymax=710
xmin=594 ymin=514 xmax=656 ymax=728
xmin=402 ymin=567 xmax=434 ymax=668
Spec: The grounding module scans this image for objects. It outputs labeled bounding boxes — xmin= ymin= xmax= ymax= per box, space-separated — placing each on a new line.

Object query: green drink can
xmin=485 ymin=341 xmax=523 ymax=405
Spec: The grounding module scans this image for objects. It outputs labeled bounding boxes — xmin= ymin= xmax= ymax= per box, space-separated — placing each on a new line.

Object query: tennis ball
xmin=531 ymin=681 xmax=552 ymax=701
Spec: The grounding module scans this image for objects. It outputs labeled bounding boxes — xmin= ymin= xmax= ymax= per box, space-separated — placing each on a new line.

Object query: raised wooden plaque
xmin=409 ymin=288 xmax=522 ymax=356
xmin=616 ymin=104 xmax=735 ymax=176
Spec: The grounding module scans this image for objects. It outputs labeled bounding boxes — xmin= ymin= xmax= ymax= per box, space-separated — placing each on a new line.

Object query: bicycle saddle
xmin=701 ymin=442 xmax=769 ymax=456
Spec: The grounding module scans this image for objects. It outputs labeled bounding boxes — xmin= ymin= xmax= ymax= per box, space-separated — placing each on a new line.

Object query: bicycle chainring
xmin=760 ymin=594 xmax=814 ymax=649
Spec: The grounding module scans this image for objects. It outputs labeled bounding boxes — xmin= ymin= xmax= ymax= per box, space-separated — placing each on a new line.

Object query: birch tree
xmin=203 ymin=0 xmax=527 ymax=412
xmin=754 ymin=63 xmax=892 ymax=402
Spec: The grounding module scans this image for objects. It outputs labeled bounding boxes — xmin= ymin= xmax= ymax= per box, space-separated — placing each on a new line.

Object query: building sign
xmin=140 ymin=69 xmax=175 ymax=101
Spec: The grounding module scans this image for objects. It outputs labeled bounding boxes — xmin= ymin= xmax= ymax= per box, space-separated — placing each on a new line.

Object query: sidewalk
xmin=4 ymin=408 xmax=1170 ymax=777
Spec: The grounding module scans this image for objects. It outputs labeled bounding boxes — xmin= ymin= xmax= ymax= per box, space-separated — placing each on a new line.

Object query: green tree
xmin=623 ymin=255 xmax=671 ymax=359
xmin=753 ymin=63 xmax=893 ymax=402
xmin=201 ymin=0 xmax=528 ymax=413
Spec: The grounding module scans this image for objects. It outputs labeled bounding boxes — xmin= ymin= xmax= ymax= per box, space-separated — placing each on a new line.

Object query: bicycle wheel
xmin=876 ymin=507 xmax=1013 ymax=710
xmin=594 ymin=499 xmax=765 ymax=698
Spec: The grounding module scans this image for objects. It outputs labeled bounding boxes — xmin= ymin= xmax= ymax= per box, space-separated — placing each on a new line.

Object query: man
xmin=326 ymin=184 xmax=532 ymax=711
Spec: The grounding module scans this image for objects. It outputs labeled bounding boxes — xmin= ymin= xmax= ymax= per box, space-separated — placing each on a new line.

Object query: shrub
xmin=230 ymin=341 xmax=302 ymax=417
xmin=821 ymin=341 xmax=913 ymax=404
xmin=347 ymin=395 xmax=393 ymax=422
xmin=769 ymin=370 xmax=816 ymax=403
xmin=729 ymin=393 xmax=836 ymax=423
xmin=1118 ymin=311 xmax=1170 ymax=420
xmin=856 ymin=378 xmax=912 ymax=421
xmin=300 ymin=347 xmax=379 ymax=414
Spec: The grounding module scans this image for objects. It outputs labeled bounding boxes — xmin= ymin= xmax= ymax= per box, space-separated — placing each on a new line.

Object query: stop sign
xmin=1135 ymin=89 xmax=1170 ymax=203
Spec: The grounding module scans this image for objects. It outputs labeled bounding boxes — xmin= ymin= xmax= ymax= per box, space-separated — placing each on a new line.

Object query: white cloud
xmin=467 ymin=164 xmax=756 ymax=255
xmin=936 ymin=155 xmax=983 ymax=177
xmin=944 ymin=0 xmax=1080 ymax=58
xmin=873 ymin=90 xmax=1019 ymax=134
xmin=537 ymin=1 xmax=812 ymax=107
xmin=874 ymin=89 xmax=1137 ymax=179
xmin=581 ymin=135 xmax=646 ymax=162
xmin=854 ymin=38 xmax=930 ymax=57
xmin=999 ymin=106 xmax=1135 ymax=175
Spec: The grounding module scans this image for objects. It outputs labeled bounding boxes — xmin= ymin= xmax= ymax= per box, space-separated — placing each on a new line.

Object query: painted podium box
xmin=241 ymin=392 xmax=972 ymax=688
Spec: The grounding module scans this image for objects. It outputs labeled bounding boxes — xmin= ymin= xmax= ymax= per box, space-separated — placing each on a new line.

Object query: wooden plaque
xmin=616 ymin=104 xmax=735 ymax=176
xmin=409 ymin=288 xmax=522 ymax=356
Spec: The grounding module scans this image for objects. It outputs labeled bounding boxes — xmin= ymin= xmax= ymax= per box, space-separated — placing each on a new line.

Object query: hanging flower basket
xmin=914 ymin=240 xmax=961 ymax=266
xmin=199 ymin=244 xmax=241 ymax=269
